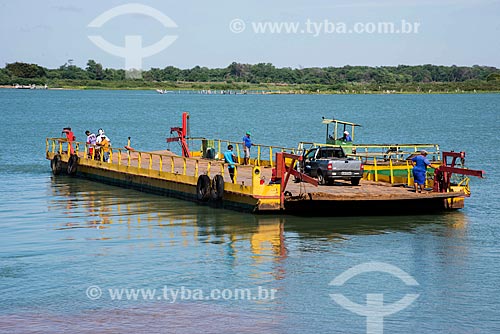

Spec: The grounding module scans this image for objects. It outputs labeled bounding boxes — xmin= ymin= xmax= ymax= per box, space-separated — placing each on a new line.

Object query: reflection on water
xmin=0 ymin=175 xmax=480 ymax=333
xmin=47 ymin=176 xmax=471 ymax=274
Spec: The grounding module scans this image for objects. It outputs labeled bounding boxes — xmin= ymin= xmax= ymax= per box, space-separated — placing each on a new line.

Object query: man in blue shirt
xmin=224 ymin=145 xmax=237 ymax=183
xmin=340 ymin=131 xmax=352 ymax=142
xmin=411 ymin=150 xmax=431 ymax=193
xmin=242 ymin=131 xmax=254 ymax=165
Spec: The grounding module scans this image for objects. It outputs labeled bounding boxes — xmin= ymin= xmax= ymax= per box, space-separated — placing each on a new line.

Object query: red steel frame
xmin=275 ymin=152 xmax=318 ymax=208
xmin=433 ymin=151 xmax=484 ymax=193
xmin=167 ymin=112 xmax=191 ymax=158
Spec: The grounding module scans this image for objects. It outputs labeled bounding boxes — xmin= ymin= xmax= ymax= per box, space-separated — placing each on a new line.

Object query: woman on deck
xmin=411 ymin=150 xmax=431 ymax=193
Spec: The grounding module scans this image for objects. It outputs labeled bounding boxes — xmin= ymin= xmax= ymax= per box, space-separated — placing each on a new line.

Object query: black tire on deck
xmin=51 ymin=154 xmax=62 ymax=175
xmin=210 ymin=174 xmax=225 ymax=201
xmin=67 ymin=154 xmax=79 ymax=176
xmin=196 ymin=175 xmax=211 ymax=202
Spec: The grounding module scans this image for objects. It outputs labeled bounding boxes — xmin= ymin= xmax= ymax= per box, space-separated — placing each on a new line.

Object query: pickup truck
xmin=297 ymin=146 xmax=363 ymax=185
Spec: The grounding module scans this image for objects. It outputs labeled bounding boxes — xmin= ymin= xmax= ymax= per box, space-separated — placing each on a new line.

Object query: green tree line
xmin=1 ymin=60 xmax=499 ymax=92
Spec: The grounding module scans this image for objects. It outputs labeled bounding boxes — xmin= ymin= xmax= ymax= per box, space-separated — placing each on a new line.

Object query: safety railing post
xmin=171 ymin=156 xmax=175 ymax=173
xmin=406 ymin=161 xmax=412 ymax=186
xmin=159 ymin=155 xmax=163 ymax=172
xmin=149 ymin=153 xmax=153 ymax=170
xmin=374 ymin=157 xmax=378 ymax=182
xmin=269 ymin=147 xmax=273 ymax=168
xmin=389 ymin=158 xmax=394 ymax=184
xmin=194 ymin=160 xmax=199 ymax=177
xmin=236 ymin=144 xmax=241 ymax=164
xmin=257 ymin=145 xmax=261 ymax=166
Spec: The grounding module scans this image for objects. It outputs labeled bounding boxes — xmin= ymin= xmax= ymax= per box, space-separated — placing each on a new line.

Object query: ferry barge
xmin=46 ymin=113 xmax=484 ymax=215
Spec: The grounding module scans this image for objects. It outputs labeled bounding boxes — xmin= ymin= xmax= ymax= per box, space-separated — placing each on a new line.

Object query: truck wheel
xmin=351 ymin=177 xmax=361 ymax=186
xmin=317 ymin=171 xmax=326 ymax=185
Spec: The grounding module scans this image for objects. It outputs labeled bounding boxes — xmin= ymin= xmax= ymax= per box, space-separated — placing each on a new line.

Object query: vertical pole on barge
xmin=166 ymin=112 xmax=191 ymax=158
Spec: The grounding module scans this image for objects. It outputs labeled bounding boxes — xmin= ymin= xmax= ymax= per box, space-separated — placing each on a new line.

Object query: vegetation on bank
xmin=1 ymin=60 xmax=500 ymax=93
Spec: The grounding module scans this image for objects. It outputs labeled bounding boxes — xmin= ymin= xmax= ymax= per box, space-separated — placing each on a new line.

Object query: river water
xmin=0 ymin=89 xmax=499 ymax=333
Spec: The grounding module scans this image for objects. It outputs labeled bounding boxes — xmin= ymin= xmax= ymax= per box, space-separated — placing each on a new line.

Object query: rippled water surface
xmin=0 ymin=89 xmax=499 ymax=333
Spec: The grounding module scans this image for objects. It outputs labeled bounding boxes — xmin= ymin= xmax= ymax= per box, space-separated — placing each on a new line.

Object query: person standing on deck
xmin=411 ymin=150 xmax=431 ymax=193
xmin=98 ymin=135 xmax=111 ymax=162
xmin=62 ymin=127 xmax=75 ymax=155
xmin=242 ymin=131 xmax=254 ymax=165
xmin=224 ymin=145 xmax=237 ymax=183
xmin=85 ymin=130 xmax=97 ymax=158
xmin=96 ymin=129 xmax=111 ymax=162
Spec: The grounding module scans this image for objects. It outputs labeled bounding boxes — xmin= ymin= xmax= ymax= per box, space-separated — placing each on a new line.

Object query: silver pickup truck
xmin=297 ymin=146 xmax=363 ymax=185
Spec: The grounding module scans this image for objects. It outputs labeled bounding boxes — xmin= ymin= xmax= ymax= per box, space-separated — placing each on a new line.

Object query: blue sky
xmin=1 ymin=0 xmax=499 ymax=69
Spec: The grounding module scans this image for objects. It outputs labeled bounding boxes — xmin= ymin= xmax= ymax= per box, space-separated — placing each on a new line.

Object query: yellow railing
xmin=352 ymin=144 xmax=440 ymax=162
xmin=187 ymin=137 xmax=297 ymax=168
xmin=46 ymin=138 xmax=256 ymax=185
xmin=298 ymin=141 xmax=440 ymax=161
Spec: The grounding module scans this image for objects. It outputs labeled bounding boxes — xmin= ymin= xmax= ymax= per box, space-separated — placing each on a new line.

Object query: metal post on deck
xmin=374 ymin=157 xmax=378 ymax=182
xmin=269 ymin=147 xmax=273 ymax=168
xmin=236 ymin=144 xmax=241 ymax=164
xmin=118 ymin=150 xmax=121 ymax=166
xmin=137 ymin=152 xmax=141 ymax=168
xmin=159 ymin=155 xmax=163 ymax=172
xmin=195 ymin=160 xmax=199 ymax=177
xmin=171 ymin=156 xmax=175 ymax=173
xmin=183 ymin=158 xmax=187 ymax=175
xmin=149 ymin=153 xmax=153 ymax=170
xmin=406 ymin=161 xmax=412 ymax=186
xmin=389 ymin=158 xmax=394 ymax=184
xmin=207 ymin=162 xmax=211 ymax=177
xmin=257 ymin=145 xmax=261 ymax=166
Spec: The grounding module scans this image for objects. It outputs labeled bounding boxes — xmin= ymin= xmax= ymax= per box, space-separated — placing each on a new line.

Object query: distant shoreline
xmin=1 ymin=84 xmax=499 ymax=95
